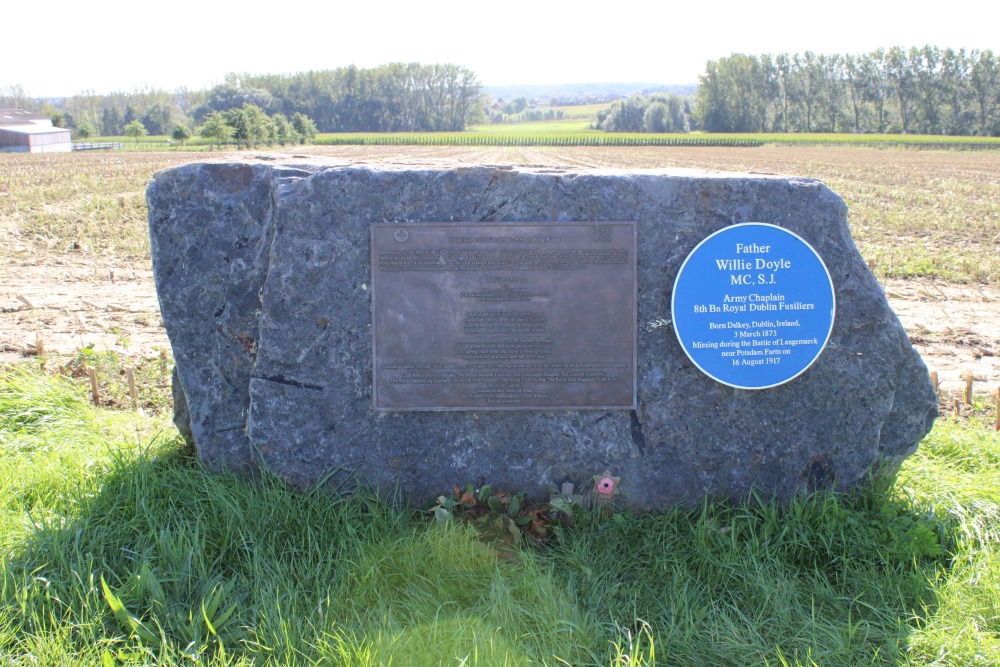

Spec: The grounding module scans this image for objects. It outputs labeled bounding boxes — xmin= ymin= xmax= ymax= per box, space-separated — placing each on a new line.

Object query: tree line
xmin=594 ymin=94 xmax=692 ymax=133
xmin=1 ymin=85 xmax=195 ymax=138
xmin=198 ymin=106 xmax=317 ymax=148
xmin=7 ymin=49 xmax=999 ymax=139
xmin=2 ymin=63 xmax=483 ymax=139
xmin=695 ymin=47 xmax=1000 ymax=135
xmin=193 ymin=63 xmax=483 ymax=132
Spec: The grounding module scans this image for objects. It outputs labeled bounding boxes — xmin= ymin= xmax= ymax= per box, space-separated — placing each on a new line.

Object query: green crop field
xmin=314 ymin=129 xmax=1000 ymax=149
xmin=79 ymin=124 xmax=1000 ymax=152
xmin=734 ymin=132 xmax=1000 ymax=146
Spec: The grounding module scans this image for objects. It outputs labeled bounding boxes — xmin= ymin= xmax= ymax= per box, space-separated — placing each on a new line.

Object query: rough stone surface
xmin=148 ymin=159 xmax=937 ymax=508
xmin=171 ymin=365 xmax=193 ymax=446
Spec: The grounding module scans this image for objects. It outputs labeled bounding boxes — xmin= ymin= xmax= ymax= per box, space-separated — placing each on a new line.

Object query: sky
xmin=4 ymin=0 xmax=997 ymax=98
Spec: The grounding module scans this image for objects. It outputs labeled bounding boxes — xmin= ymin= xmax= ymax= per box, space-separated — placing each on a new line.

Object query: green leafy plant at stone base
xmin=430 ymin=480 xmax=629 ymax=547
xmin=431 ymin=483 xmax=549 ymax=545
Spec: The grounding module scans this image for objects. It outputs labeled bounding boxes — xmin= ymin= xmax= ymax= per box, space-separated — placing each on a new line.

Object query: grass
xmin=545 ymin=103 xmax=612 ymax=118
xmin=468 ymin=120 xmax=596 ymax=134
xmin=1 ymin=365 xmax=999 ymax=665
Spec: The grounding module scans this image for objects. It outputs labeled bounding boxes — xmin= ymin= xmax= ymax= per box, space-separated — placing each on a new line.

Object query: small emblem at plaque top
xmin=393 ymin=228 xmax=409 ymax=243
xmin=593 ymin=224 xmax=612 ymax=242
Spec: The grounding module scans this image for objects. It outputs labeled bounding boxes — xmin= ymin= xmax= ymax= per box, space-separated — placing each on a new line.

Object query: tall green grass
xmin=2 ymin=365 xmax=998 ymax=665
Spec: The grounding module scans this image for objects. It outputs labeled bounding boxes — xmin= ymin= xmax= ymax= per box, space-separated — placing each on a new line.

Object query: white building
xmin=0 ymin=109 xmax=72 ymax=153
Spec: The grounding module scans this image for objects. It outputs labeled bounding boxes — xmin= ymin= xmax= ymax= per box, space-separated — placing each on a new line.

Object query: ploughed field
xmin=1 ymin=146 xmax=997 ymax=405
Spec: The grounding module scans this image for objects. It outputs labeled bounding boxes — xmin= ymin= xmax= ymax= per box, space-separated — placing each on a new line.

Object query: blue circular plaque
xmin=671 ymin=223 xmax=835 ymax=389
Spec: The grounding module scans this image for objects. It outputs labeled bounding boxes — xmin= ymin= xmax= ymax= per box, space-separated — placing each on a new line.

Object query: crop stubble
xmin=0 ymin=146 xmax=996 ymax=402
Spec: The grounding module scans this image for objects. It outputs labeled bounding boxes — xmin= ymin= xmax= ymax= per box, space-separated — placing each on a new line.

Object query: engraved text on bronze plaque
xmin=371 ymin=222 xmax=637 ymax=410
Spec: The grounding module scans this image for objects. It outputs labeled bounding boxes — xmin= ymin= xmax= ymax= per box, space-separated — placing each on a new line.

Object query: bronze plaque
xmin=371 ymin=222 xmax=637 ymax=411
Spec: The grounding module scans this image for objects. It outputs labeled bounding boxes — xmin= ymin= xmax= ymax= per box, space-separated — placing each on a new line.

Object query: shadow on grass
xmin=3 ymin=436 xmax=971 ymax=666
xmin=4 ymin=441 xmax=595 ymax=664
xmin=546 ymin=485 xmax=952 ymax=665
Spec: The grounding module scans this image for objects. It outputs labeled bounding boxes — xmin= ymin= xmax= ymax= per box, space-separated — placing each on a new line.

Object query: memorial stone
xmin=148 ymin=160 xmax=938 ymax=508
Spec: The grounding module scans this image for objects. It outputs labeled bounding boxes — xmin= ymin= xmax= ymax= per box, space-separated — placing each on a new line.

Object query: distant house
xmin=0 ymin=109 xmax=72 ymax=153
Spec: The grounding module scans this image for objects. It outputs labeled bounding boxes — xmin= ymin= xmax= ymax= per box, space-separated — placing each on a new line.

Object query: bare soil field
xmin=1 ymin=146 xmax=997 ymax=404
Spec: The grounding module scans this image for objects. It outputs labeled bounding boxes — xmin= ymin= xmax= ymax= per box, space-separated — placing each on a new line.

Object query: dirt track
xmin=1 ymin=147 xmax=996 ymax=403
xmin=1 ymin=248 xmax=995 ymax=402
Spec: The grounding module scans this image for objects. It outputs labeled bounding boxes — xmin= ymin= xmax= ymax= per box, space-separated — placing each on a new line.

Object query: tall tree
xmin=793 ymin=51 xmax=823 ymax=132
xmin=694 ymin=46 xmax=998 ymax=136
xmin=844 ymin=54 xmax=867 ymax=132
xmin=970 ymin=49 xmax=1000 ymax=136
xmin=102 ymin=107 xmax=124 ymax=136
xmin=0 ymin=84 xmax=30 ymax=109
xmin=224 ymin=104 xmax=270 ymax=148
xmin=270 ymin=113 xmax=297 ymax=145
xmin=124 ymin=119 xmax=148 ymax=142
xmin=723 ymin=54 xmax=763 ymax=132
xmin=774 ymin=54 xmax=797 ymax=131
xmin=818 ymin=54 xmax=845 ymax=132
xmin=886 ymin=46 xmax=915 ymax=132
xmin=141 ymin=102 xmax=173 ymax=136
xmin=696 ymin=60 xmax=728 ymax=132
xmin=199 ymin=111 xmax=233 ymax=149
xmin=912 ymin=45 xmax=942 ymax=134
xmin=863 ymin=49 xmax=892 ymax=132
xmin=754 ymin=55 xmax=781 ymax=131
xmin=291 ymin=112 xmax=317 ymax=143
xmin=171 ymin=124 xmax=192 ymax=145
xmin=940 ymin=48 xmax=972 ymax=135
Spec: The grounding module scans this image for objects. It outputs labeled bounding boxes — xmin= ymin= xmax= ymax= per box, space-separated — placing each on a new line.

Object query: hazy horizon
xmin=5 ymin=0 xmax=996 ymax=98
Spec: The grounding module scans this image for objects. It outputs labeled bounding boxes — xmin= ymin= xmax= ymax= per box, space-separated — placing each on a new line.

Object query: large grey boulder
xmin=148 ymin=159 xmax=937 ymax=508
